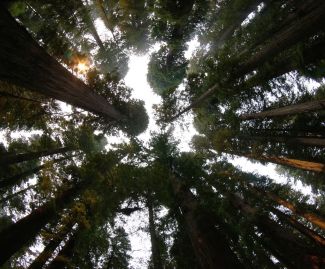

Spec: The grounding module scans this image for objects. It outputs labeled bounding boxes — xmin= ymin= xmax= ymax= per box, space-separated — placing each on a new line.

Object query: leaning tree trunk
xmin=0 ymin=156 xmax=70 ymax=189
xmin=271 ymin=207 xmax=325 ymax=248
xmin=0 ymin=184 xmax=36 ymax=204
xmin=231 ymin=194 xmax=325 ymax=269
xmin=240 ymin=99 xmax=325 ymax=120
xmin=147 ymin=195 xmax=163 ymax=269
xmin=0 ymin=183 xmax=83 ymax=266
xmin=0 ymin=147 xmax=72 ymax=166
xmin=46 ymin=231 xmax=78 ymax=269
xmin=28 ymin=223 xmax=74 ymax=269
xmin=170 ymin=175 xmax=244 ymax=269
xmin=172 ymin=1 xmax=325 ymax=119
xmin=254 ymin=187 xmax=325 ymax=231
xmin=212 ymin=0 xmax=265 ymax=51
xmin=226 ymin=151 xmax=325 ymax=173
xmin=0 ymin=7 xmax=123 ymax=121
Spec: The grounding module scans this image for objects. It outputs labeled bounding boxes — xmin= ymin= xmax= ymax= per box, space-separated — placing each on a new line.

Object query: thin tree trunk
xmin=240 ymin=99 xmax=325 ymax=120
xmin=0 ymin=7 xmax=123 ymax=120
xmin=0 ymin=147 xmax=72 ymax=166
xmin=0 ymin=183 xmax=82 ymax=266
xmin=171 ymin=1 xmax=325 ymax=120
xmin=147 ymin=195 xmax=163 ymax=269
xmin=255 ymin=188 xmax=325 ymax=231
xmin=231 ymin=194 xmax=325 ymax=269
xmin=170 ymin=175 xmax=244 ymax=269
xmin=0 ymin=156 xmax=70 ymax=189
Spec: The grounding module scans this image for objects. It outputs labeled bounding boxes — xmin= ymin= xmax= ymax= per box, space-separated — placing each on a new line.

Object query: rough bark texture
xmin=0 ymin=184 xmax=81 ymax=266
xmin=0 ymin=147 xmax=71 ymax=166
xmin=0 ymin=7 xmax=123 ymax=120
xmin=170 ymin=175 xmax=244 ymax=269
xmin=240 ymin=99 xmax=325 ymax=120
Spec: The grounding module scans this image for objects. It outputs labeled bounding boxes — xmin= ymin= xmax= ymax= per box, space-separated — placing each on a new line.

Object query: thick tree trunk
xmin=28 ymin=224 xmax=73 ymax=269
xmin=229 ymin=151 xmax=325 ymax=173
xmin=170 ymin=175 xmax=244 ymax=269
xmin=240 ymin=99 xmax=325 ymax=120
xmin=212 ymin=0 xmax=264 ymax=51
xmin=147 ymin=196 xmax=163 ymax=269
xmin=235 ymin=1 xmax=325 ymax=78
xmin=0 ymin=156 xmax=69 ymax=189
xmin=46 ymin=232 xmax=77 ymax=269
xmin=255 ymin=188 xmax=325 ymax=231
xmin=271 ymin=207 xmax=325 ymax=248
xmin=0 ymin=147 xmax=71 ymax=166
xmin=0 ymin=7 xmax=123 ymax=120
xmin=231 ymin=194 xmax=325 ymax=269
xmin=0 ymin=184 xmax=82 ymax=266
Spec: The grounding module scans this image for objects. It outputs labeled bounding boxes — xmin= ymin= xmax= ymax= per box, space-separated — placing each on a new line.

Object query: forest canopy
xmin=1 ymin=0 xmax=325 ymax=268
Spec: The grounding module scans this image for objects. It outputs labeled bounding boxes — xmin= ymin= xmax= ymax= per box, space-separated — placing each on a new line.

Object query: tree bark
xmin=0 ymin=156 xmax=70 ymax=189
xmin=0 ymin=7 xmax=123 ymax=121
xmin=28 ymin=224 xmax=73 ymax=269
xmin=0 ymin=147 xmax=71 ymax=166
xmin=231 ymin=194 xmax=325 ymax=269
xmin=240 ymin=99 xmax=325 ymax=120
xmin=255 ymin=188 xmax=325 ymax=231
xmin=147 ymin=195 xmax=163 ymax=269
xmin=170 ymin=175 xmax=244 ymax=269
xmin=46 ymin=231 xmax=77 ymax=269
xmin=172 ymin=1 xmax=325 ymax=119
xmin=0 ymin=183 xmax=82 ymax=266
xmin=271 ymin=207 xmax=325 ymax=248
xmin=228 ymin=151 xmax=325 ymax=173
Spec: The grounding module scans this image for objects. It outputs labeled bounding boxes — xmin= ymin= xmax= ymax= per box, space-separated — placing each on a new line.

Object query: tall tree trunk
xmin=212 ymin=0 xmax=265 ymax=51
xmin=0 ymin=184 xmax=36 ymax=204
xmin=28 ymin=224 xmax=73 ymax=269
xmin=231 ymin=194 xmax=325 ymax=269
xmin=0 ymin=7 xmax=123 ymax=120
xmin=271 ymin=207 xmax=325 ymax=248
xmin=254 ymin=188 xmax=325 ymax=231
xmin=0 ymin=183 xmax=82 ymax=266
xmin=147 ymin=195 xmax=163 ymax=269
xmin=0 ymin=147 xmax=72 ymax=166
xmin=0 ymin=156 xmax=70 ymax=189
xmin=240 ymin=99 xmax=325 ymax=120
xmin=46 ymin=231 xmax=77 ymax=269
xmin=170 ymin=175 xmax=244 ymax=269
xmin=227 ymin=151 xmax=325 ymax=173
xmin=171 ymin=1 xmax=325 ymax=119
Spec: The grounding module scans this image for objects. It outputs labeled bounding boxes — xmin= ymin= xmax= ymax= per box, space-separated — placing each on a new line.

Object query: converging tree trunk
xmin=231 ymin=194 xmax=325 ymax=269
xmin=0 ymin=183 xmax=82 ymax=266
xmin=147 ymin=195 xmax=163 ymax=269
xmin=0 ymin=147 xmax=72 ymax=166
xmin=0 ymin=7 xmax=123 ymax=120
xmin=240 ymin=99 xmax=325 ymax=120
xmin=170 ymin=175 xmax=244 ymax=269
